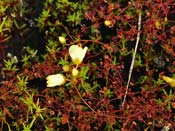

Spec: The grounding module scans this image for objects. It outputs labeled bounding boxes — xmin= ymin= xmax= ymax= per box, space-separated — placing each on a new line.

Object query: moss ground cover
xmin=0 ymin=0 xmax=175 ymax=130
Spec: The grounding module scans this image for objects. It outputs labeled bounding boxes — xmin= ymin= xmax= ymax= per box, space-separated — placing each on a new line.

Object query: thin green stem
xmin=73 ymin=86 xmax=96 ymax=113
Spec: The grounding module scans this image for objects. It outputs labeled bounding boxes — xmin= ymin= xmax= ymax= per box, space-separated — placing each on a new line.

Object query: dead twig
xmin=122 ymin=11 xmax=142 ymax=107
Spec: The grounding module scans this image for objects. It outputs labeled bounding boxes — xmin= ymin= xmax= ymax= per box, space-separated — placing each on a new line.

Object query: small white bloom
xmin=69 ymin=45 xmax=88 ymax=65
xmin=72 ymin=68 xmax=79 ymax=76
xmin=59 ymin=36 xmax=66 ymax=44
xmin=46 ymin=74 xmax=66 ymax=87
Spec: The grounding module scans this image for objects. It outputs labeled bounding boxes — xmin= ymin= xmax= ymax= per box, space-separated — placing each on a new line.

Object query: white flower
xmin=72 ymin=68 xmax=79 ymax=76
xmin=46 ymin=74 xmax=66 ymax=87
xmin=69 ymin=45 xmax=88 ymax=65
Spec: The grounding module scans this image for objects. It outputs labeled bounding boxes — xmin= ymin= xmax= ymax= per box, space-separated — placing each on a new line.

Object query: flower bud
xmin=72 ymin=68 xmax=79 ymax=76
xmin=59 ymin=36 xmax=66 ymax=44
xmin=62 ymin=65 xmax=70 ymax=72
xmin=104 ymin=20 xmax=111 ymax=27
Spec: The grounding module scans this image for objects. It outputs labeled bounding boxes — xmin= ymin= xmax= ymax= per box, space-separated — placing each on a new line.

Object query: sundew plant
xmin=0 ymin=0 xmax=175 ymax=131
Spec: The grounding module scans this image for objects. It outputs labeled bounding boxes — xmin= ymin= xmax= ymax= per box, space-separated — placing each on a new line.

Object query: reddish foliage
xmin=0 ymin=0 xmax=175 ymax=130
